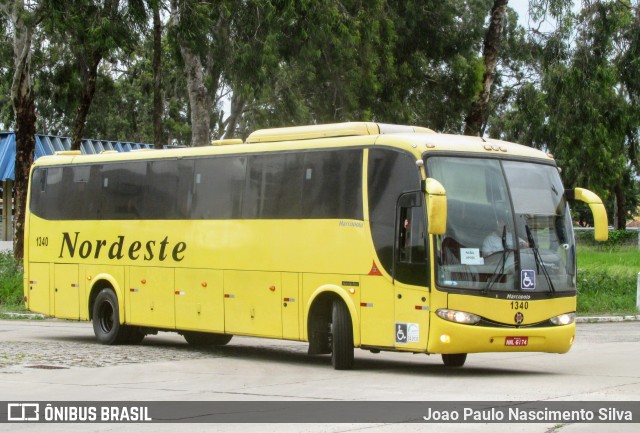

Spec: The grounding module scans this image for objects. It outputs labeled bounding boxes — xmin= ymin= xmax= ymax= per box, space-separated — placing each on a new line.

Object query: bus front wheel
xmin=442 ymin=353 xmax=467 ymax=368
xmin=330 ymin=300 xmax=354 ymax=370
xmin=92 ymin=288 xmax=130 ymax=345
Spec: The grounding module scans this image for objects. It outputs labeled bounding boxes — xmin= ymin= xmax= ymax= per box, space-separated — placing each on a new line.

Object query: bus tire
xmin=92 ymin=288 xmax=129 ymax=345
xmin=442 ymin=353 xmax=467 ymax=368
xmin=330 ymin=300 xmax=354 ymax=370
xmin=183 ymin=331 xmax=233 ymax=346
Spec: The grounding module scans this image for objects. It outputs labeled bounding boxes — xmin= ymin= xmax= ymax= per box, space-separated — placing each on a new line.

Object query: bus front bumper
xmin=427 ymin=316 xmax=575 ymax=355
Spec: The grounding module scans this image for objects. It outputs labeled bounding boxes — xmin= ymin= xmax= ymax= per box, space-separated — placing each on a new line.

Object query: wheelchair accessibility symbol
xmin=521 ymin=270 xmax=536 ymax=290
xmin=396 ymin=324 xmax=407 ymax=343
xmin=395 ymin=323 xmax=420 ymax=344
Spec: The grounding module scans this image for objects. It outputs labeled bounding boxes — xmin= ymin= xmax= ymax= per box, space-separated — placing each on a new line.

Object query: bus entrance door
xmin=393 ymin=284 xmax=429 ymax=351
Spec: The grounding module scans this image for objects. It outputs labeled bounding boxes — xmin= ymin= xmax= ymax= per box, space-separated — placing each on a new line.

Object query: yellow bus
xmin=24 ymin=122 xmax=607 ymax=369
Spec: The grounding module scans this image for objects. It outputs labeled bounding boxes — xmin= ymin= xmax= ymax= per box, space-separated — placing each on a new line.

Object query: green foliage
xmin=577 ymin=268 xmax=637 ymax=314
xmin=0 ymin=251 xmax=23 ymax=309
xmin=576 ymin=245 xmax=639 ymax=314
xmin=489 ymin=1 xmax=640 ymax=229
xmin=605 ymin=230 xmax=639 ymax=247
xmin=1 ymin=0 xmax=638 ymax=225
xmin=575 ymin=229 xmax=638 ymax=248
xmin=0 ymin=12 xmax=13 ymax=129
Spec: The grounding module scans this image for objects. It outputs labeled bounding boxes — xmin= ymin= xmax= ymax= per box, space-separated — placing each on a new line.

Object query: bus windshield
xmin=426 ymin=156 xmax=576 ymax=294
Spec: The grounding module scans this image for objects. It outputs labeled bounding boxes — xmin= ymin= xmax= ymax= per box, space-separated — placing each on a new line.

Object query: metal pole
xmin=637 ymin=272 xmax=640 ymax=312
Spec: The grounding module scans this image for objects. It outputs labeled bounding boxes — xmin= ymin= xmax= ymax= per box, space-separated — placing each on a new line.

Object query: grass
xmin=576 ymin=245 xmax=639 ymax=315
xmin=0 ymin=251 xmax=24 ymax=311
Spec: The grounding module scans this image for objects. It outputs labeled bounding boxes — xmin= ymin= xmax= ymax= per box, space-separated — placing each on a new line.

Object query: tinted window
xmin=301 ymin=150 xmax=363 ymax=219
xmin=193 ymin=156 xmax=246 ymax=219
xmin=29 ymin=149 xmax=363 ymax=221
xmin=243 ymin=149 xmax=362 ymax=220
xmin=243 ymin=153 xmax=305 ymax=219
xmin=31 ymin=167 xmax=66 ymax=219
xmin=100 ymin=162 xmax=146 ymax=219
xmin=143 ymin=160 xmax=179 ymax=219
xmin=368 ymin=148 xmax=422 ymax=278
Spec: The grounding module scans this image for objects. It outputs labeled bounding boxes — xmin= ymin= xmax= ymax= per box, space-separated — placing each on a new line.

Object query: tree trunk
xmin=70 ymin=53 xmax=102 ymax=151
xmin=7 ymin=0 xmax=40 ymax=260
xmin=152 ymin=2 xmax=164 ymax=149
xmin=12 ymin=73 xmax=37 ymax=261
xmin=181 ymin=43 xmax=211 ymax=146
xmin=464 ymin=0 xmax=509 ymax=136
xmin=223 ymin=92 xmax=245 ymax=139
xmin=170 ymin=0 xmax=211 ymax=147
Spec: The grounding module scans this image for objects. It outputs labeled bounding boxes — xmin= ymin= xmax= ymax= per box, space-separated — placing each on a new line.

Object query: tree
xmin=375 ymin=0 xmax=492 ymax=132
xmin=0 ymin=0 xmax=44 ymax=259
xmin=489 ymin=0 xmax=640 ymax=229
xmin=464 ymin=0 xmax=509 ymax=136
xmin=152 ymin=0 xmax=163 ymax=148
xmin=168 ymin=0 xmax=212 ymax=146
xmin=45 ymin=0 xmax=148 ymax=150
xmin=0 ymin=12 xmax=13 ymax=129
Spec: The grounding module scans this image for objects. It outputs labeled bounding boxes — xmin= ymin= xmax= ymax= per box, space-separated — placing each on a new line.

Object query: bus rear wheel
xmin=330 ymin=300 xmax=354 ymax=370
xmin=92 ymin=288 xmax=131 ymax=345
xmin=442 ymin=353 xmax=467 ymax=368
xmin=183 ymin=331 xmax=233 ymax=346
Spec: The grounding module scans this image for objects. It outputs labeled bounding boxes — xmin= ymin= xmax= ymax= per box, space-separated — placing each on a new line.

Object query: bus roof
xmin=245 ymin=122 xmax=435 ymax=143
xmin=31 ymin=122 xmax=554 ymax=167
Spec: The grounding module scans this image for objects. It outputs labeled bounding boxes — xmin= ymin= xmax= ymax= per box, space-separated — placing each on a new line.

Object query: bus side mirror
xmin=565 ymin=188 xmax=608 ymax=241
xmin=425 ymin=178 xmax=447 ymax=235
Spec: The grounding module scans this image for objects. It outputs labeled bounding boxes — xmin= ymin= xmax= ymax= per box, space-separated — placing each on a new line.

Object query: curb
xmin=0 ymin=312 xmax=46 ymax=319
xmin=576 ymin=315 xmax=640 ymax=323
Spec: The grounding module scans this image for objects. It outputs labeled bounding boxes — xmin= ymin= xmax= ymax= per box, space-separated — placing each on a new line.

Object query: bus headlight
xmin=550 ymin=312 xmax=576 ymax=326
xmin=436 ymin=309 xmax=481 ymax=325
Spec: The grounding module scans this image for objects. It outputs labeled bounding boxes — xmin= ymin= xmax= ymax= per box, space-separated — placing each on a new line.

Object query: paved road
xmin=0 ymin=319 xmax=639 ymax=433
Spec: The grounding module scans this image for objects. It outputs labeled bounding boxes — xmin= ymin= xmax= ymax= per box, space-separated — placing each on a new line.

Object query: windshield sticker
xmin=521 ymin=270 xmax=536 ymax=290
xmin=395 ymin=323 xmax=419 ymax=344
xmin=460 ymin=248 xmax=484 ymax=265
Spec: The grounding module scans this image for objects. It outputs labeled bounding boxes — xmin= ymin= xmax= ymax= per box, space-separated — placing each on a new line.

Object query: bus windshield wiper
xmin=525 ymin=224 xmax=556 ymax=295
xmin=483 ymin=226 xmax=509 ymax=294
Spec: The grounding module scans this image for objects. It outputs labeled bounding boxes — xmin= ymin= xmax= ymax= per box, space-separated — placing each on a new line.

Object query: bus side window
xmin=395 ymin=192 xmax=429 ymax=286
xmin=368 ymin=148 xmax=428 ymax=286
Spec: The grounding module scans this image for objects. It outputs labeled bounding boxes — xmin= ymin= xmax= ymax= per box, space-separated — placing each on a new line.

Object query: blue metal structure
xmin=0 ymin=132 xmax=153 ymax=181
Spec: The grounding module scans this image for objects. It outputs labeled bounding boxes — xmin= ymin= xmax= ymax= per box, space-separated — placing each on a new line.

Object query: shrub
xmin=576 ymin=268 xmax=638 ymax=314
xmin=0 ymin=252 xmax=24 ymax=309
xmin=575 ymin=229 xmax=638 ymax=248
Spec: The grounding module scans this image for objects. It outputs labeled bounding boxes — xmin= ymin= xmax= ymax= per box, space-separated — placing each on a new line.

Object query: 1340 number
xmin=511 ymin=301 xmax=528 ymax=310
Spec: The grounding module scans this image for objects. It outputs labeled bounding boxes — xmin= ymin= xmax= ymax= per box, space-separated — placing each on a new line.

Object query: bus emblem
xmin=514 ymin=312 xmax=524 ymax=324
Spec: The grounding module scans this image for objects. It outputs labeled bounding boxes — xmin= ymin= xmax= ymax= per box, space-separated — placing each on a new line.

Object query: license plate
xmin=505 ymin=336 xmax=528 ymax=347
